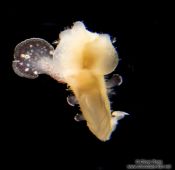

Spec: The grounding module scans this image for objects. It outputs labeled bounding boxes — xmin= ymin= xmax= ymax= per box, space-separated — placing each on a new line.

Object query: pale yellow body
xmin=51 ymin=21 xmax=120 ymax=141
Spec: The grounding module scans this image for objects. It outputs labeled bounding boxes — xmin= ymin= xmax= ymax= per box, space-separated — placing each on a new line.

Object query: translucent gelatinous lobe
xmin=13 ymin=38 xmax=54 ymax=79
xmin=12 ymin=22 xmax=128 ymax=141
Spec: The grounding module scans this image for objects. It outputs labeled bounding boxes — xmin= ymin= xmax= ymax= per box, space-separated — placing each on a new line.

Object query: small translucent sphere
xmin=106 ymin=74 xmax=123 ymax=88
xmin=12 ymin=38 xmax=54 ymax=79
xmin=66 ymin=95 xmax=78 ymax=106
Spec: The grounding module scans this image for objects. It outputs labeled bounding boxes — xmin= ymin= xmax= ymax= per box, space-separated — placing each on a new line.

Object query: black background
xmin=0 ymin=1 xmax=173 ymax=169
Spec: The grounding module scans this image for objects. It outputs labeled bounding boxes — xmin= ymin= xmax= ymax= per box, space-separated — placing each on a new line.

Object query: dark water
xmin=0 ymin=2 xmax=173 ymax=169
